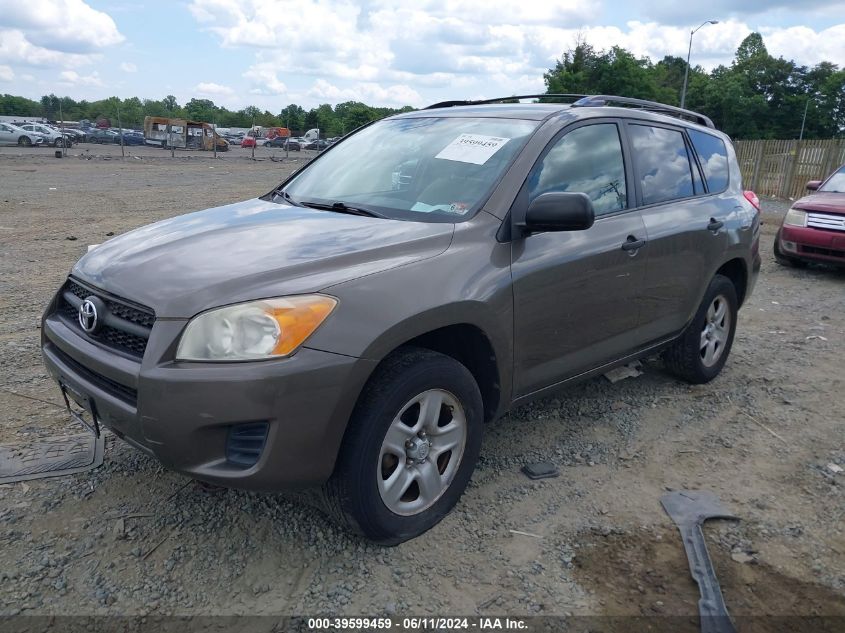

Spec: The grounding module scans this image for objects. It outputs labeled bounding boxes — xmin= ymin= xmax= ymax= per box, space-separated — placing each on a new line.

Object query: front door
xmin=511 ymin=121 xmax=649 ymax=397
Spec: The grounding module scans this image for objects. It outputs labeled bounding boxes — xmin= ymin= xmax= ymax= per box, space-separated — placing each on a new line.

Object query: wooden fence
xmin=734 ymin=139 xmax=845 ymax=200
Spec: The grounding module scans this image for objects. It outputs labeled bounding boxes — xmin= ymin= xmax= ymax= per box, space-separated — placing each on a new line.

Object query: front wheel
xmin=663 ymin=274 xmax=738 ymax=384
xmin=324 ymin=348 xmax=483 ymax=545
xmin=17 ymin=136 xmax=32 ymax=147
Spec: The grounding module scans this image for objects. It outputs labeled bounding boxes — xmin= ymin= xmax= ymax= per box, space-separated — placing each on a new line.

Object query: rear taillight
xmin=744 ymin=190 xmax=760 ymax=212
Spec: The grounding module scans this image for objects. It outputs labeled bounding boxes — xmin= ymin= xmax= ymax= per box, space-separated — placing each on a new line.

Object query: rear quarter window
xmin=688 ymin=129 xmax=730 ymax=193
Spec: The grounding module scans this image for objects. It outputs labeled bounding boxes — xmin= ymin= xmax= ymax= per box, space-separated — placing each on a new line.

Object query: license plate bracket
xmin=60 ymin=383 xmax=101 ymax=438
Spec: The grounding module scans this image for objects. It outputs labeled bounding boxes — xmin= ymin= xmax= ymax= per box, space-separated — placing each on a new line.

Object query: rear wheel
xmin=324 ymin=348 xmax=483 ymax=545
xmin=17 ymin=136 xmax=32 ymax=147
xmin=663 ymin=274 xmax=738 ymax=384
xmin=773 ymin=230 xmax=807 ymax=268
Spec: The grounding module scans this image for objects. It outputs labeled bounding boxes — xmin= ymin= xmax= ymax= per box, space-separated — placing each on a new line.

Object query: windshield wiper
xmin=299 ymin=200 xmax=386 ymax=219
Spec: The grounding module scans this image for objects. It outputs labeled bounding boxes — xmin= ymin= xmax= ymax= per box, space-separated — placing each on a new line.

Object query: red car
xmin=775 ymin=164 xmax=845 ymax=267
xmin=240 ymin=135 xmax=256 ymax=148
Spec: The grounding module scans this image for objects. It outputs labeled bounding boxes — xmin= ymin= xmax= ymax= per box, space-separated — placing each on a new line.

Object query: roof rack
xmin=425 ymin=93 xmax=715 ymax=129
xmin=571 ymin=95 xmax=715 ymax=129
xmin=425 ymin=94 xmax=588 ymax=109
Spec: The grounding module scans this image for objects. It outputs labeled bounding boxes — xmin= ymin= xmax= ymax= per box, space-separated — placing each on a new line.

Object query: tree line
xmin=0 ymin=32 xmax=842 ymax=139
xmin=0 ymin=93 xmax=414 ymax=137
xmin=544 ymin=33 xmax=844 ymax=139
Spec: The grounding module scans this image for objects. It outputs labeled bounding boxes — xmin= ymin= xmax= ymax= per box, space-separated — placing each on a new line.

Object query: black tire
xmin=323 ymin=347 xmax=483 ymax=545
xmin=773 ymin=230 xmax=807 ymax=268
xmin=54 ymin=138 xmax=63 ymax=147
xmin=663 ymin=274 xmax=738 ymax=384
xmin=17 ymin=136 xmax=32 ymax=147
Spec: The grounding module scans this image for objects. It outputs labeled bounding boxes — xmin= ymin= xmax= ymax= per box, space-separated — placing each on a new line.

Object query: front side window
xmin=282 ymin=116 xmax=538 ymax=223
xmin=527 ymin=123 xmax=627 ymax=215
xmin=629 ymin=125 xmax=695 ymax=205
xmin=689 ymin=129 xmax=729 ymax=192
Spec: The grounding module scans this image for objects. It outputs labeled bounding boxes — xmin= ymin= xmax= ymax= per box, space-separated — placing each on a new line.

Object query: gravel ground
xmin=0 ymin=144 xmax=843 ymax=625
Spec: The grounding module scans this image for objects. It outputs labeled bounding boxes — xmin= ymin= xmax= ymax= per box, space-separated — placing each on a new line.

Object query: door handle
xmin=621 ymin=236 xmax=646 ymax=252
xmin=707 ymin=218 xmax=724 ymax=232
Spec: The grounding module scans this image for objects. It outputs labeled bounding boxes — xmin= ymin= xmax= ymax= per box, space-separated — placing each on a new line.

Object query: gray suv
xmin=41 ymin=95 xmax=761 ymax=544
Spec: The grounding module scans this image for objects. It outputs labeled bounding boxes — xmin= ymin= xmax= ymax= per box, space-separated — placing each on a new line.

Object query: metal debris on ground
xmin=603 ymin=360 xmax=644 ymax=383
xmin=521 ymin=461 xmax=560 ymax=479
xmin=0 ymin=432 xmax=104 ymax=484
xmin=661 ymin=490 xmax=739 ymax=633
xmin=826 ymin=463 xmax=843 ymax=475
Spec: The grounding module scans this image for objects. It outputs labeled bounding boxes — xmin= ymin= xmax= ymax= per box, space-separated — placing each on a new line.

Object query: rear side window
xmin=688 ymin=130 xmax=729 ymax=192
xmin=628 ymin=125 xmax=695 ymax=205
xmin=527 ymin=123 xmax=627 ymax=216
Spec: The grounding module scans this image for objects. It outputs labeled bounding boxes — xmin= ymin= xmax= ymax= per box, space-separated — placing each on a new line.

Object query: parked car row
xmin=0 ymin=121 xmax=75 ymax=147
xmin=239 ymin=135 xmax=330 ymax=151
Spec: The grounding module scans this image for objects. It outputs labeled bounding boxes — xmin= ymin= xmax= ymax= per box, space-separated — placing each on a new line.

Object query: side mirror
xmin=806 ymin=180 xmax=822 ymax=191
xmin=523 ymin=192 xmax=595 ymax=233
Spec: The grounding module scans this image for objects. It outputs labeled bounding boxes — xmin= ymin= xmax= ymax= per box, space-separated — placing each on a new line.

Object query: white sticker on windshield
xmin=435 ymin=134 xmax=510 ymax=165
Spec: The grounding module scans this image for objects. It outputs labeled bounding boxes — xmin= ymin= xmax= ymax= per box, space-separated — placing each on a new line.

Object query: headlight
xmin=176 ymin=295 xmax=337 ymax=361
xmin=784 ymin=208 xmax=807 ymax=227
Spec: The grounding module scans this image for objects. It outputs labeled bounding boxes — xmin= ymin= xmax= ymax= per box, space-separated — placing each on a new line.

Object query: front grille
xmin=57 ymin=279 xmax=154 ymax=359
xmin=807 ymin=212 xmax=845 ymax=232
xmin=50 ymin=344 xmax=138 ymax=406
xmin=226 ymin=422 xmax=269 ymax=468
xmin=800 ymin=245 xmax=845 ymax=259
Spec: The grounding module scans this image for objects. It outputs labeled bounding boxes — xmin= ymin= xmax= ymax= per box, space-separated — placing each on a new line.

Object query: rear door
xmin=511 ymin=120 xmax=649 ymax=397
xmin=626 ymin=122 xmax=733 ymax=340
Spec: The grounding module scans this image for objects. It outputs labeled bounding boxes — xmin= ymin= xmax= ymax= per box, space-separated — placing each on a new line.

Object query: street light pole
xmin=680 ymin=19 xmax=719 ymax=110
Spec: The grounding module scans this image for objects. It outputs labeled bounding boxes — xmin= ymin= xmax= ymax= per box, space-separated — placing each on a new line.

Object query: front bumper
xmin=780 ymin=224 xmax=845 ymax=265
xmin=41 ymin=309 xmax=376 ymax=490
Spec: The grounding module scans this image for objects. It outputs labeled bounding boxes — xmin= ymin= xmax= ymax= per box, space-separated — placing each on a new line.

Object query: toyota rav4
xmin=41 ymin=95 xmax=761 ymax=544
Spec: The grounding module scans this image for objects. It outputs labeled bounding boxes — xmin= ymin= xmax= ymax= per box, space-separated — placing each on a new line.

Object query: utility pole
xmin=799 ymin=98 xmax=810 ymax=141
xmin=681 ymin=19 xmax=719 ymax=110
xmin=58 ymin=100 xmax=66 ymax=157
xmin=116 ymin=101 xmax=125 ymax=158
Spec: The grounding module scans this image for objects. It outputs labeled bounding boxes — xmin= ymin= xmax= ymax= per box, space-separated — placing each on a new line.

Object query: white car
xmin=19 ymin=123 xmax=73 ymax=147
xmin=0 ymin=122 xmax=46 ymax=146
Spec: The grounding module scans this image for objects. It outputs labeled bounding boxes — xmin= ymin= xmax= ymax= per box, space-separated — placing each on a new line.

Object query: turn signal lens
xmin=176 ymin=295 xmax=337 ymax=361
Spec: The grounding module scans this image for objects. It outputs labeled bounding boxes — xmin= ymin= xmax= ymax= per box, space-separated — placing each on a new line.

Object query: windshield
xmin=280 ymin=116 xmax=538 ymax=222
xmin=819 ymin=166 xmax=845 ymax=193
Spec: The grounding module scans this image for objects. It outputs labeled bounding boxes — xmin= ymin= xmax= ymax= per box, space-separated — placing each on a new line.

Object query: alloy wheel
xmin=377 ymin=389 xmax=467 ymax=516
xmin=700 ymin=294 xmax=731 ymax=367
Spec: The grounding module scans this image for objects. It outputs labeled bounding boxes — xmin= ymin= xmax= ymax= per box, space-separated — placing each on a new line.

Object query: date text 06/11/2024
xmin=306 ymin=617 xmax=528 ymax=630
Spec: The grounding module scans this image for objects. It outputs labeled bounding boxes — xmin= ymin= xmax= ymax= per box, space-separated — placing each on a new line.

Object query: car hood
xmin=73 ymin=198 xmax=454 ymax=318
xmin=793 ymin=192 xmax=845 ymax=215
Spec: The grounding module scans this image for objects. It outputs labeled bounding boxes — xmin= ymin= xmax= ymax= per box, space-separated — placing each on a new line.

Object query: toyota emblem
xmin=78 ymin=299 xmax=99 ymax=333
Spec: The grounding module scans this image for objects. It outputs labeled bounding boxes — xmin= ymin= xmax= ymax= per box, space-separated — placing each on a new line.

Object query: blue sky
xmin=1 ymin=0 xmax=843 ymax=112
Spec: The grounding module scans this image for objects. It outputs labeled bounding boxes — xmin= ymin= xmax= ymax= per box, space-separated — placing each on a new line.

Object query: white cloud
xmin=761 ymin=24 xmax=845 ymax=67
xmin=0 ymin=64 xmax=13 ymax=81
xmin=307 ymin=79 xmax=422 ymax=107
xmin=0 ymin=0 xmax=123 ymax=53
xmin=243 ymin=62 xmax=287 ymax=95
xmin=120 ymin=62 xmax=137 ymax=72
xmin=195 ymin=81 xmax=235 ymax=96
xmin=0 ymin=28 xmax=100 ymax=67
xmin=184 ymin=1 xmax=844 ymax=109
xmin=59 ymin=70 xmax=103 ymax=86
